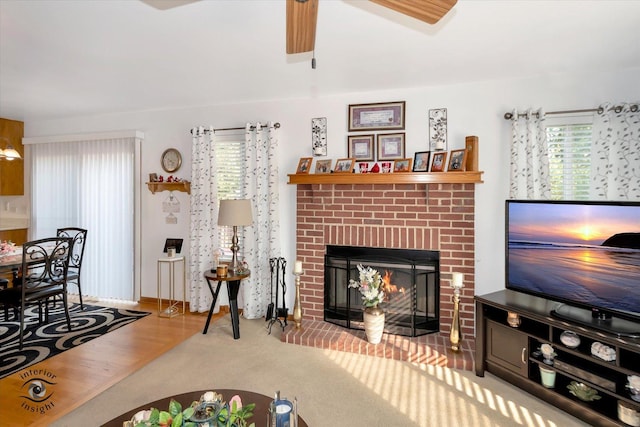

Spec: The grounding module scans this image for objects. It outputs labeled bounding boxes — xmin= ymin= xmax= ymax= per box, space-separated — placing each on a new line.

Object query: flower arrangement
xmin=348 ymin=264 xmax=385 ymax=308
xmin=128 ymin=391 xmax=255 ymax=427
xmin=0 ymin=240 xmax=15 ymax=255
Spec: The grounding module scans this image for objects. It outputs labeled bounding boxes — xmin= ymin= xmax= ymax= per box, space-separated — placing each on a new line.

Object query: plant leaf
xmin=172 ymin=411 xmax=183 ymax=427
xmin=168 ymin=399 xmax=182 ymax=417
xmin=158 ymin=411 xmax=172 ymax=425
xmin=182 ymin=406 xmax=195 ymax=420
xmin=149 ymin=408 xmax=161 ymax=423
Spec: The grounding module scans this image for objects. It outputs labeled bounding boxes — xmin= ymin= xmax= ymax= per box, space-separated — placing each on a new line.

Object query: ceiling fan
xmin=286 ymin=0 xmax=457 ymax=54
xmin=142 ymin=0 xmax=457 ymax=54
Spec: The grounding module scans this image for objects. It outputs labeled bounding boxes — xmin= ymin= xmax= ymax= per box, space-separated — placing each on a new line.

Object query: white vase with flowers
xmin=349 ymin=264 xmax=386 ymax=344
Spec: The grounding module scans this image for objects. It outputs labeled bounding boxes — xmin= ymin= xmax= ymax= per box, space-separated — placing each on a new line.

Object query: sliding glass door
xmin=30 ymin=136 xmax=135 ymax=300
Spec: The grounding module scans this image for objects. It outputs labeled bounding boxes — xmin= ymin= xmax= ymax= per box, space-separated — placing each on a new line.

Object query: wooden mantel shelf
xmin=287 ymin=171 xmax=483 ymax=185
xmin=146 ymin=181 xmax=191 ymax=194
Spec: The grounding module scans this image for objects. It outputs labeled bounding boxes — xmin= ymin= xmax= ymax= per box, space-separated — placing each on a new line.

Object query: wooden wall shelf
xmin=287 ymin=171 xmax=483 ymax=185
xmin=146 ymin=181 xmax=191 ymax=194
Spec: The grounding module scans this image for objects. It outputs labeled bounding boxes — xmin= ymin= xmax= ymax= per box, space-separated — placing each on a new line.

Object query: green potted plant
xmin=128 ymin=391 xmax=255 ymax=427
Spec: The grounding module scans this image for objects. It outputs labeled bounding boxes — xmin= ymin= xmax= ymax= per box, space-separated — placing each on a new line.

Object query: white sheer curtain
xmin=509 ymin=108 xmax=551 ymax=199
xmin=29 ymin=136 xmax=136 ymax=300
xmin=241 ymin=122 xmax=280 ymax=319
xmin=189 ymin=126 xmax=218 ymax=313
xmin=590 ymin=102 xmax=640 ymax=200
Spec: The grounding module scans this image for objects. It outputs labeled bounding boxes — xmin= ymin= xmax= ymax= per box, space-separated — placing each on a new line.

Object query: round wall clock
xmin=161 ymin=148 xmax=182 ymax=173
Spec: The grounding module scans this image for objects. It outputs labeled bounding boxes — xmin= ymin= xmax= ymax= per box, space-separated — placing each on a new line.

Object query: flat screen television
xmin=506 ymin=200 xmax=640 ymax=337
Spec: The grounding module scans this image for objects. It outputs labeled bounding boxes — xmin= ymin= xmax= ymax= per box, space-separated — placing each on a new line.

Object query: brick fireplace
xmin=283 ymin=181 xmax=477 ymax=370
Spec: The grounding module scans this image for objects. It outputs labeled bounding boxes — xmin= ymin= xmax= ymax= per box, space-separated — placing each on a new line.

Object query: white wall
xmin=24 ymin=66 xmax=640 ymax=310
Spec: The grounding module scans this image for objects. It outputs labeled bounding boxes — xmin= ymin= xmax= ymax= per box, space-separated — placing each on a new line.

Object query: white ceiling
xmin=1 ymin=0 xmax=639 ymax=122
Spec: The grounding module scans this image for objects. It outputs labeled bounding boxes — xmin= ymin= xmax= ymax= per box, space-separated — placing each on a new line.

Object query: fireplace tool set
xmin=266 ymin=257 xmax=288 ymax=333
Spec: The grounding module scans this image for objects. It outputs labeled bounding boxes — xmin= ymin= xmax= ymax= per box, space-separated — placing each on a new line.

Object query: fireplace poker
xmin=278 ymin=258 xmax=288 ymax=326
xmin=266 ymin=258 xmax=276 ymax=321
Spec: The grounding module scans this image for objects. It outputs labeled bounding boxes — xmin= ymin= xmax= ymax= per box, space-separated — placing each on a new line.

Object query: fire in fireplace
xmin=324 ymin=245 xmax=440 ymax=337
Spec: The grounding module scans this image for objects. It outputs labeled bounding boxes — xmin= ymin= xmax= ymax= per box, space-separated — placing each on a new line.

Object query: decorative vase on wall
xmin=363 ymin=306 xmax=385 ymax=344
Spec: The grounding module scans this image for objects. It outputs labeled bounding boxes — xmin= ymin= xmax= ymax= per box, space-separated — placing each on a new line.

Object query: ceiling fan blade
xmin=286 ymin=0 xmax=319 ymax=54
xmin=368 ymin=0 xmax=457 ymax=24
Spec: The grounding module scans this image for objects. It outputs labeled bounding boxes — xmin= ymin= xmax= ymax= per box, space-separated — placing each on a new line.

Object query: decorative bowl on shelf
xmin=560 ymin=331 xmax=580 ymax=349
xmin=567 ymin=381 xmax=601 ymax=402
xmin=591 ymin=341 xmax=616 ymax=361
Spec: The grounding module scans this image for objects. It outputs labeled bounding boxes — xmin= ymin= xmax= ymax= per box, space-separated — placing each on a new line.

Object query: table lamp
xmin=218 ymin=199 xmax=253 ymax=273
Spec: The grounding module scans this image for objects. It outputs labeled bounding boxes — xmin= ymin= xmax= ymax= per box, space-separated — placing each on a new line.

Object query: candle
xmin=451 ymin=272 xmax=464 ymax=289
xmin=293 ymin=260 xmax=303 ymax=274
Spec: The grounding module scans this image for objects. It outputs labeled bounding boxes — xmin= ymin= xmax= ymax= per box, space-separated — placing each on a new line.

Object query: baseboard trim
xmin=138 ymin=297 xmax=233 ymax=314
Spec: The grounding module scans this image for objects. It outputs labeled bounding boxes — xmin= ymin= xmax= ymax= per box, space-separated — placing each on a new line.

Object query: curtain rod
xmin=503 ymin=104 xmax=638 ymax=120
xmin=190 ymin=122 xmax=281 ymax=135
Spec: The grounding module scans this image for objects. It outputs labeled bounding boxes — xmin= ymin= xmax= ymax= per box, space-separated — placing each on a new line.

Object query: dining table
xmin=1 ymin=241 xmax=65 ymax=274
xmin=0 ymin=247 xmax=21 ymax=274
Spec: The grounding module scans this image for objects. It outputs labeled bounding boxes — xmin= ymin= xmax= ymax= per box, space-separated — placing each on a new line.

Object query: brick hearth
xmin=284 ymin=182 xmax=476 ymax=371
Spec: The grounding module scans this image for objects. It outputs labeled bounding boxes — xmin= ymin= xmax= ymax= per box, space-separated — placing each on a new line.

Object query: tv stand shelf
xmin=476 ymin=290 xmax=640 ymax=427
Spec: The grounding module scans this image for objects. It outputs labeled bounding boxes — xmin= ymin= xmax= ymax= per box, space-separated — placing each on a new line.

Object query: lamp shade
xmin=0 ymin=137 xmax=22 ymax=160
xmin=218 ymin=199 xmax=253 ymax=226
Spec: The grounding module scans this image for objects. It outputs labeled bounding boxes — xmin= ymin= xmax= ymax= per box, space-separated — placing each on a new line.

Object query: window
xmin=214 ymin=132 xmax=246 ymax=260
xmin=545 ymin=115 xmax=593 ymax=200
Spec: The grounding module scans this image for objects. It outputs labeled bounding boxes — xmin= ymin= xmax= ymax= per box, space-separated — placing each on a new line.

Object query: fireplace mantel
xmin=287 ymin=171 xmax=483 ymax=185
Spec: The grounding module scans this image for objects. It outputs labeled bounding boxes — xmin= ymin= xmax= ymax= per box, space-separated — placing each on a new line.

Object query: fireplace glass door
xmin=324 ymin=246 xmax=440 ymax=337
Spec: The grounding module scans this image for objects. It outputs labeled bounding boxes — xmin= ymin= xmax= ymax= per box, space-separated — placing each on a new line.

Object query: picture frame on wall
xmin=311 ymin=117 xmax=328 ymax=156
xmin=448 ymin=149 xmax=467 ymax=172
xmin=393 ymin=158 xmax=412 ymax=172
xmin=430 ymin=151 xmax=448 ymax=172
xmin=429 ymin=108 xmax=447 ymax=151
xmin=348 ymin=101 xmax=405 ymax=132
xmin=296 ymin=157 xmax=312 ymax=174
xmin=412 ymin=151 xmax=431 ymax=172
xmin=377 ymin=133 xmax=405 ymax=160
xmin=347 ymin=134 xmax=375 ymax=161
xmin=315 ymin=159 xmax=332 ymax=174
xmin=334 ymin=158 xmax=355 ymax=173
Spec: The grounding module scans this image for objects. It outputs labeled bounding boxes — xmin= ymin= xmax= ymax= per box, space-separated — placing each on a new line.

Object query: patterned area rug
xmin=0 ymin=302 xmax=150 ymax=379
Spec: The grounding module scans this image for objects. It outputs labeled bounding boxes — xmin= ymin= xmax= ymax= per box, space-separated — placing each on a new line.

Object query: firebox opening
xmin=324 ymin=245 xmax=440 ymax=337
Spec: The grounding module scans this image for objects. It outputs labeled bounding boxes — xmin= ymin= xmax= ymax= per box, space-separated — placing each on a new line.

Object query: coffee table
xmin=102 ymin=388 xmax=307 ymax=427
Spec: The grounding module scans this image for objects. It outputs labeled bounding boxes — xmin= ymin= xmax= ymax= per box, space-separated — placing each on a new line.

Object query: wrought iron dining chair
xmin=0 ymin=271 xmax=19 ymax=320
xmin=0 ymin=237 xmax=73 ymax=349
xmin=57 ymin=227 xmax=87 ymax=309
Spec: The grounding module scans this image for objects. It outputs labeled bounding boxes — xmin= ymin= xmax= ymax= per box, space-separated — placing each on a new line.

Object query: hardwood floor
xmin=0 ymin=298 xmax=219 ymax=426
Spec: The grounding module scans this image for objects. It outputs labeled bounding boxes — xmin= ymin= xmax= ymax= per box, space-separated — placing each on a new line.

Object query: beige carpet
xmin=51 ymin=317 xmax=588 ymax=427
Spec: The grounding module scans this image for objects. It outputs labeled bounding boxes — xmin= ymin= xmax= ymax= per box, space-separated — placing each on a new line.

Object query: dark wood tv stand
xmin=476 ymin=290 xmax=640 ymax=427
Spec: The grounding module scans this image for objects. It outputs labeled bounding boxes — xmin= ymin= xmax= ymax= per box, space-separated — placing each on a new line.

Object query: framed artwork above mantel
xmin=348 ymin=101 xmax=405 ymax=132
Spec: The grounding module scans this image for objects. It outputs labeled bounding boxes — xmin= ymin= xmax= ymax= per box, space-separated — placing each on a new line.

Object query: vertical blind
xmin=30 ymin=137 xmax=135 ymax=300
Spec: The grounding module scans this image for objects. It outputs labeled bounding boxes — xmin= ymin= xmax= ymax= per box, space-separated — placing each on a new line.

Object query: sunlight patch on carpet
xmin=321 ymin=347 xmax=568 ymax=427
